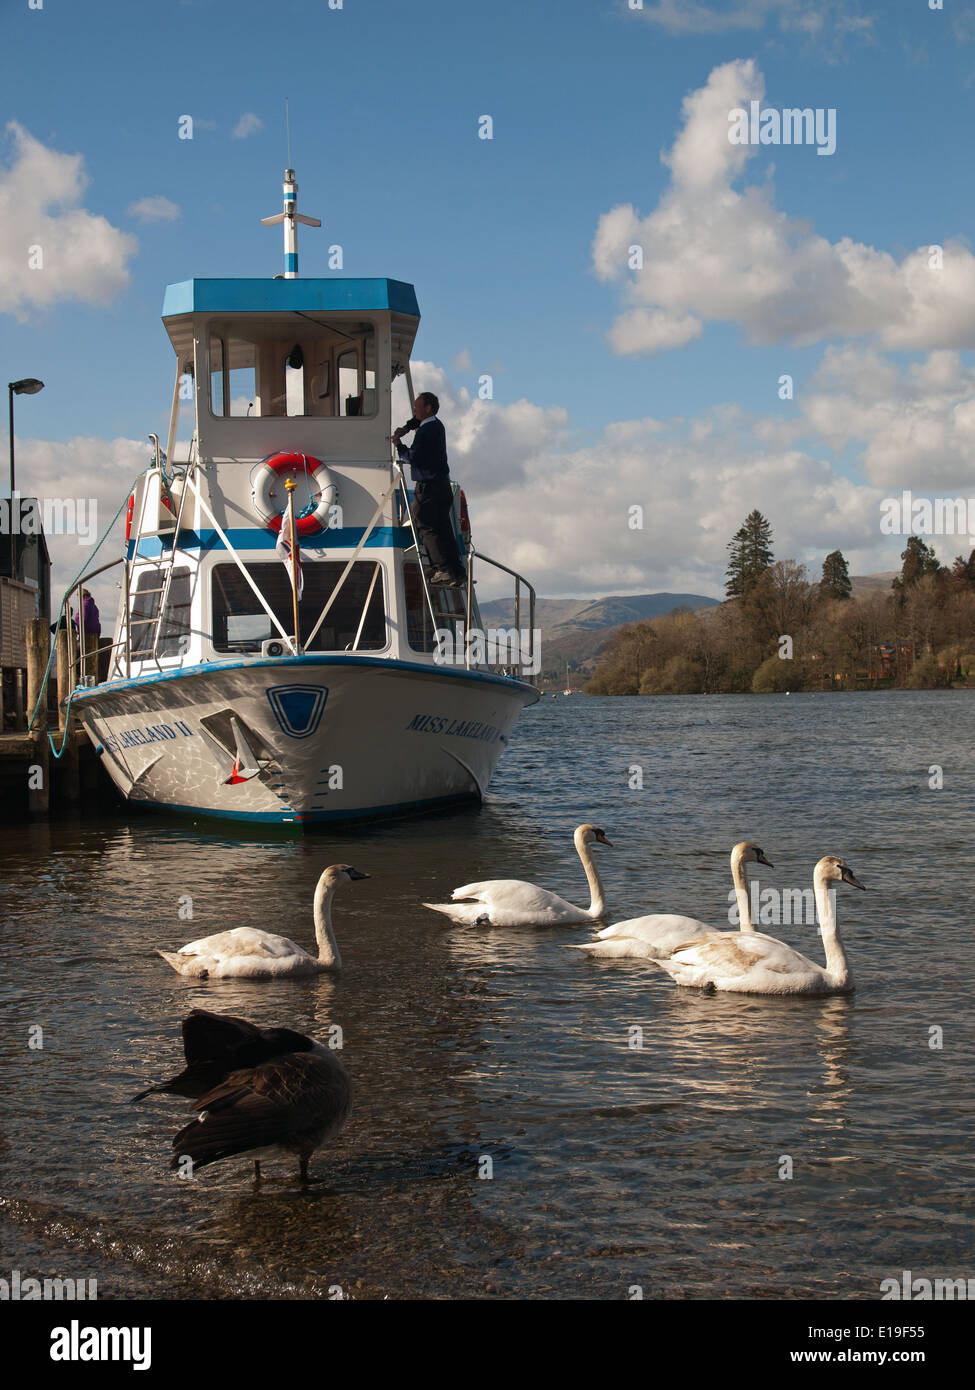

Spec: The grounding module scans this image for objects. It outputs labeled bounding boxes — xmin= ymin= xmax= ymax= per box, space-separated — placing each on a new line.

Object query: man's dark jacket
xmin=401 ymin=417 xmax=448 ymax=482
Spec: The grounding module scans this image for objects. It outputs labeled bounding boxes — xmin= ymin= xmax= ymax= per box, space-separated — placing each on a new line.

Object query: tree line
xmin=586 ymin=510 xmax=975 ymax=695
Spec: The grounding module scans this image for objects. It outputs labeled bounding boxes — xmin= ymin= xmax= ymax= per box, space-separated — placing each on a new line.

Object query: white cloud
xmin=394 ymin=361 xmax=570 ymax=490
xmin=9 ymin=435 xmax=150 ymax=618
xmin=232 ymin=113 xmax=263 ymax=139
xmin=21 ymin=344 xmax=974 ymax=625
xmin=393 ymin=360 xmax=903 ymax=598
xmin=633 ymin=0 xmax=874 ymax=41
xmin=0 ymin=123 xmax=137 ymax=319
xmin=634 ymin=0 xmax=787 ymax=36
xmin=127 ymin=195 xmax=180 ymax=224
xmin=802 ymin=346 xmax=975 ymax=491
xmin=593 ymin=60 xmax=975 ymax=356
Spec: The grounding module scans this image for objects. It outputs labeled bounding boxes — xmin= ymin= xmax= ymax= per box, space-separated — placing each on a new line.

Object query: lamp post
xmin=7 ymin=378 xmax=44 ymax=582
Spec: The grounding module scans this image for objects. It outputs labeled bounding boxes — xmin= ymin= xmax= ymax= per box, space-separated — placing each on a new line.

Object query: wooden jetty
xmin=0 ymin=616 xmax=119 ymax=820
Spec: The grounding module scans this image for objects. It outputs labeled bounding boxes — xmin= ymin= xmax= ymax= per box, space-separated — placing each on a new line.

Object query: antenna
xmin=260 ymin=104 xmax=321 ymax=278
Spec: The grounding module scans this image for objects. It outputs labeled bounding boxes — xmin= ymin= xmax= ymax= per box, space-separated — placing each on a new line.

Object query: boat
xmin=60 ymin=168 xmax=539 ymax=824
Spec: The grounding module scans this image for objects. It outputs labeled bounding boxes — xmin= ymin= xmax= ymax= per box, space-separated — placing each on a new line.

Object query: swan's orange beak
xmin=756 ymin=849 xmax=773 ymax=868
xmin=594 ymin=830 xmax=613 ymax=847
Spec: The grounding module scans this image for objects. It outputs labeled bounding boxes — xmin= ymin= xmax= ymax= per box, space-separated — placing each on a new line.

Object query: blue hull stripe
xmin=129 ymin=525 xmax=411 ymax=559
xmin=134 ymin=791 xmax=476 ymax=825
xmin=69 ymin=652 xmax=539 ymax=702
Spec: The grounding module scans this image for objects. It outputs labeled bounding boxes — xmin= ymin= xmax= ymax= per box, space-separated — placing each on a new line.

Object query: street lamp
xmin=7 ymin=377 xmax=44 ymax=581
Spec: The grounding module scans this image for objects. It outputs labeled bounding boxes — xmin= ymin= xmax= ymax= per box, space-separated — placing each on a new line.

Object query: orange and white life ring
xmin=251 ymin=452 xmax=338 ymax=535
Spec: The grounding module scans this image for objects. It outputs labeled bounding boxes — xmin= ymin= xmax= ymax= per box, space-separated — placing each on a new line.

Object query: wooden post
xmin=26 ymin=617 xmax=50 ymax=815
xmin=56 ymin=624 xmax=80 ymax=806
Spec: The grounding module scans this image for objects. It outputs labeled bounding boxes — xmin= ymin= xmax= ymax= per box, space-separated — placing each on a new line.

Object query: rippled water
xmin=1 ymin=691 xmax=973 ymax=1299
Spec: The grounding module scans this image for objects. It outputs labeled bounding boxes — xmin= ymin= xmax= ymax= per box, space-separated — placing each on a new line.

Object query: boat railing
xmin=392 ymin=461 xmax=537 ymax=679
xmin=52 ymin=452 xmax=537 ymax=693
xmin=465 ymin=547 xmax=538 ymax=679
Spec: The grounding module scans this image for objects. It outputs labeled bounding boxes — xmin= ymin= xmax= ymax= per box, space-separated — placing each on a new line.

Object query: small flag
xmin=276 ymin=507 xmax=304 ymax=599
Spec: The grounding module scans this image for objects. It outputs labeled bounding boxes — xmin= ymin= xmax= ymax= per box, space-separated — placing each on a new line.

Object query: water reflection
xmin=1 ymin=693 xmax=973 ymax=1296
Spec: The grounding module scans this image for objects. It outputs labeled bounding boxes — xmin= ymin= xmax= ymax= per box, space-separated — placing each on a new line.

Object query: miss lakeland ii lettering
xmin=101 ymin=720 xmax=195 ymax=755
xmin=406 ymin=713 xmax=502 ymax=743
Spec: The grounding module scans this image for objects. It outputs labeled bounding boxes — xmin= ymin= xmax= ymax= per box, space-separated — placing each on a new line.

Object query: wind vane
xmin=261 ymin=105 xmax=321 ymax=278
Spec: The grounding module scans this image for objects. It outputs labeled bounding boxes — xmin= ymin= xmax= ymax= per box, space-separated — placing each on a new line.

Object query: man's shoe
xmin=428 ymin=569 xmax=454 ymax=585
xmin=447 ymin=572 xmax=466 ymax=588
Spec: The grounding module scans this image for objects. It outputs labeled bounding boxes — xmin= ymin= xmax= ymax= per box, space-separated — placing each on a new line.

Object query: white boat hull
xmin=71 ymin=655 xmax=537 ymax=824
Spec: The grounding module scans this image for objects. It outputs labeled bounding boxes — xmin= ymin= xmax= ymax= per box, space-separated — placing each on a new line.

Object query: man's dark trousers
xmin=413 ymin=478 xmax=462 ymax=576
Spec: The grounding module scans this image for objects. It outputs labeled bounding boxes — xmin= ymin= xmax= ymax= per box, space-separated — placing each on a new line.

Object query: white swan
xmin=158 ymin=865 xmax=369 ymax=979
xmin=569 ymin=841 xmax=773 ymax=960
xmin=648 ymin=855 xmax=865 ymax=996
xmin=423 ymin=824 xmax=613 ymax=926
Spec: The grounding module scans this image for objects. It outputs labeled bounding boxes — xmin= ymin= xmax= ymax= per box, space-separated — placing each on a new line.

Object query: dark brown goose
xmin=135 ymin=1011 xmax=352 ymax=1182
xmin=131 ymin=1009 xmax=325 ymax=1103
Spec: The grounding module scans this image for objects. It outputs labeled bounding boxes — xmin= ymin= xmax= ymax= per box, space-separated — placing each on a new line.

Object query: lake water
xmin=1 ymin=691 xmax=973 ymax=1299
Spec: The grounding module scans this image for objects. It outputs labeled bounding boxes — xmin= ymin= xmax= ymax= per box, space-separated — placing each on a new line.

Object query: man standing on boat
xmin=393 ymin=392 xmax=465 ymax=587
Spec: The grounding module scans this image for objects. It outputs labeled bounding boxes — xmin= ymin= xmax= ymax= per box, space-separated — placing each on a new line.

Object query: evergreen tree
xmin=725 ymin=510 xmax=774 ymax=599
xmin=820 ymin=550 xmax=852 ymax=600
xmin=892 ymin=535 xmax=942 ymax=600
xmin=950 ymin=549 xmax=975 ymax=590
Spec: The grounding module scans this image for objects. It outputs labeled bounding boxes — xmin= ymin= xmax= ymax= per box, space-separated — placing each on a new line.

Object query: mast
xmin=261 ymin=167 xmax=322 ymax=278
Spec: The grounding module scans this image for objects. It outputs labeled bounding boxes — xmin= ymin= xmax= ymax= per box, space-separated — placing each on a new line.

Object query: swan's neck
xmin=576 ymin=834 xmax=606 ymax=918
xmin=731 ymin=853 xmax=755 ymax=932
xmin=814 ymin=873 xmax=850 ymax=988
xmin=313 ymin=880 xmax=341 ymax=969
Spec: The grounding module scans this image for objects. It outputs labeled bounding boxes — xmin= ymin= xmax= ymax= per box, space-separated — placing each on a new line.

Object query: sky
xmin=3 ymin=0 xmax=975 ymax=608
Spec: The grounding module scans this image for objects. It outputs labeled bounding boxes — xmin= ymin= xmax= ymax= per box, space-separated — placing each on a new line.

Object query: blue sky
xmin=5 ymin=0 xmax=975 ymax=601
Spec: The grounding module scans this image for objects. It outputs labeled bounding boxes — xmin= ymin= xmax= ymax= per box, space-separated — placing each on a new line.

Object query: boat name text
xmin=406 ymin=713 xmax=502 ymax=743
xmin=102 ymin=720 xmax=195 ymax=754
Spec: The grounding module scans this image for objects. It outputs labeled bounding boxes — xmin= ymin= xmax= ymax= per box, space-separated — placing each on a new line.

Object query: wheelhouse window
xmin=405 ymin=560 xmax=436 ymax=653
xmin=208 ymin=318 xmax=377 ymax=419
xmin=130 ymin=567 xmax=192 ymax=658
xmin=211 ymin=561 xmax=386 ymax=652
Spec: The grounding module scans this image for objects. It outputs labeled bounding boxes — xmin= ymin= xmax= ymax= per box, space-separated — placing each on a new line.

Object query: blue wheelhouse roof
xmin=162 ymin=278 xmax=420 ymax=319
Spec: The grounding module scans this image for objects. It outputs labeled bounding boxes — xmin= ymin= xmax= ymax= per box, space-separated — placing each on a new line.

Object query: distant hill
xmin=851 ymin=572 xmax=898 ymax=596
xmin=478 ymin=592 xmax=720 ymax=680
xmin=480 ymin=577 xmax=906 ymax=685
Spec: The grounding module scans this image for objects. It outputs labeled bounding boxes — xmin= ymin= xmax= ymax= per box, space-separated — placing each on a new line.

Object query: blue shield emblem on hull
xmin=266 ymin=685 xmax=328 ymax=739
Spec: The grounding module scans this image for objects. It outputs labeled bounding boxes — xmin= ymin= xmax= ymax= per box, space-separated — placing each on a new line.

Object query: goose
xmin=131 ymin=1009 xmax=328 ymax=1102
xmin=158 ymin=865 xmax=369 ymax=979
xmin=569 ymin=841 xmax=772 ymax=960
xmin=423 ymin=824 xmax=613 ymax=926
xmin=139 ymin=1011 xmax=351 ymax=1182
xmin=648 ymin=855 xmax=865 ymax=997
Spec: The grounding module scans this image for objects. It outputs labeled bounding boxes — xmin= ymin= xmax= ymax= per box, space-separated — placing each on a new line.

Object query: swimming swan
xmin=158 ymin=865 xmax=369 ymax=979
xmin=423 ymin=824 xmax=613 ymax=926
xmin=569 ymin=841 xmax=773 ymax=960
xmin=153 ymin=1011 xmax=351 ymax=1182
xmin=648 ymin=855 xmax=865 ymax=996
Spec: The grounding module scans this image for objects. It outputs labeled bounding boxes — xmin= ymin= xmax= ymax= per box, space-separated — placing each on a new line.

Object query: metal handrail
xmin=467 ymin=545 xmax=537 ymax=677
